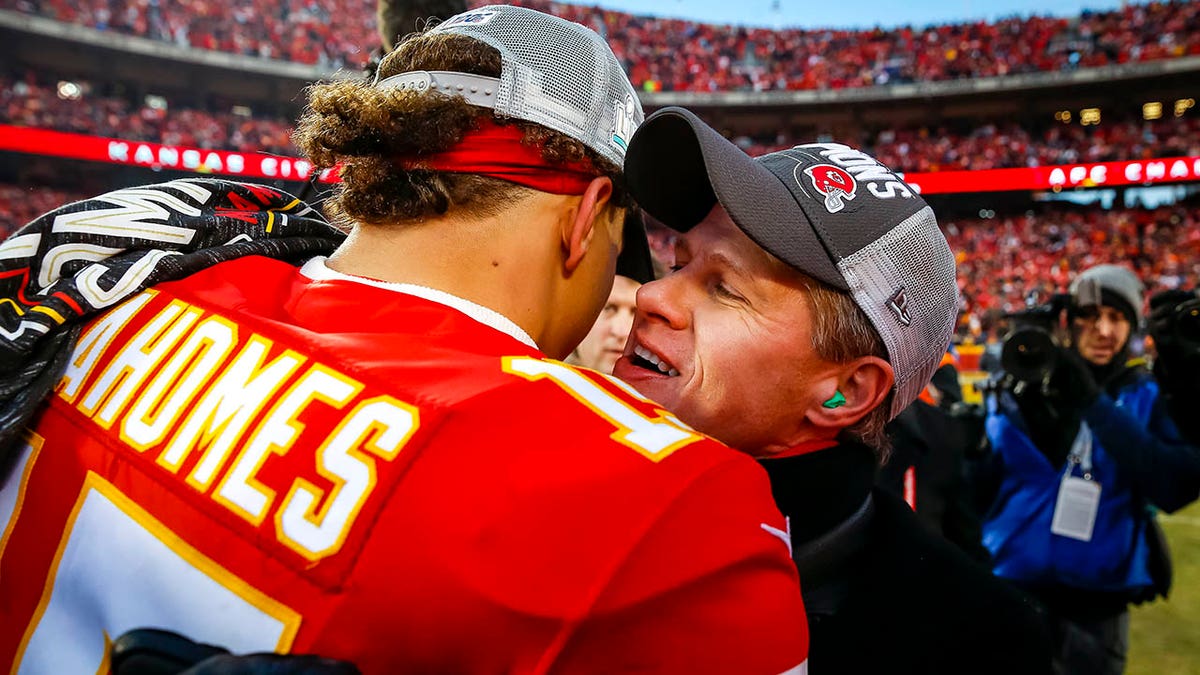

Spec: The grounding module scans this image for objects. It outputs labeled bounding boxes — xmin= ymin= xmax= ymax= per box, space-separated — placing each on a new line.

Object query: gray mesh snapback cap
xmin=625 ymin=107 xmax=959 ymax=418
xmin=415 ymin=4 xmax=644 ymax=168
xmin=375 ymin=4 xmax=653 ymax=282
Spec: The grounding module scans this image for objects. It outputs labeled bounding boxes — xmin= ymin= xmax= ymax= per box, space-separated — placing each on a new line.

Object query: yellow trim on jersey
xmin=0 ymin=431 xmax=46 ymax=577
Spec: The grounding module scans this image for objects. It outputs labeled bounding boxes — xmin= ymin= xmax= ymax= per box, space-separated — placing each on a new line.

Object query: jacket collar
xmin=759 ymin=440 xmax=877 ymax=546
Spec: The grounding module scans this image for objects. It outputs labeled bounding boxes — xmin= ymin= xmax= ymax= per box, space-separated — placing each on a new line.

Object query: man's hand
xmin=1148 ymin=288 xmax=1199 ymax=386
xmin=180 ymin=654 xmax=360 ymax=675
xmin=1147 ymin=289 xmax=1200 ymax=444
xmin=1048 ymin=347 xmax=1101 ymax=409
xmin=111 ymin=629 xmax=360 ymax=675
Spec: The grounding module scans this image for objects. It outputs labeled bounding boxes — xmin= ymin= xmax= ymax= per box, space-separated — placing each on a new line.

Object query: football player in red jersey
xmin=0 ymin=7 xmax=808 ymax=675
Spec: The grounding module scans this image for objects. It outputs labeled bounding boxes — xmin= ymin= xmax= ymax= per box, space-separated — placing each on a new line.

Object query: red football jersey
xmin=0 ymin=256 xmax=808 ymax=674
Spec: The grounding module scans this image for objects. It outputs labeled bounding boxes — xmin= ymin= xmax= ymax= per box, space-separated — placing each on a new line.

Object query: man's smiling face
xmin=613 ymin=204 xmax=844 ymax=455
xmin=1073 ymin=303 xmax=1132 ymax=366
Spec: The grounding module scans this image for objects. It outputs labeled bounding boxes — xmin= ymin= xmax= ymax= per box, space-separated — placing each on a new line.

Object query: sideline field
xmin=1130 ymin=500 xmax=1200 ymax=674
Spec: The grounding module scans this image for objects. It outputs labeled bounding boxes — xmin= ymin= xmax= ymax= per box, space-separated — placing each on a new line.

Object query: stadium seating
xmin=5 ymin=0 xmax=1198 ymax=91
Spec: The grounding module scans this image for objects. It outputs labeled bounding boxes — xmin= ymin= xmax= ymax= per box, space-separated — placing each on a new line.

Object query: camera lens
xmin=1002 ymin=327 xmax=1058 ymax=382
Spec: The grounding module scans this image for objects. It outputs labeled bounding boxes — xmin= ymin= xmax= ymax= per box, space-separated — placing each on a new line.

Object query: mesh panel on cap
xmin=431 ymin=6 xmax=642 ymax=167
xmin=836 ymin=206 xmax=959 ymax=419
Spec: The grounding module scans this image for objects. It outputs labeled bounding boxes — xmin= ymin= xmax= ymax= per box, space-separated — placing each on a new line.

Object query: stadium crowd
xmin=0 ymin=72 xmax=296 ymax=155
xmin=2 ymin=0 xmax=1197 ymax=91
xmin=942 ymin=202 xmax=1200 ymax=336
xmin=0 ymin=183 xmax=90 ymax=231
xmin=866 ymin=117 xmax=1200 ymax=172
xmin=1 ymin=0 xmax=377 ymax=67
xmin=738 ymin=115 xmax=1200 ymax=172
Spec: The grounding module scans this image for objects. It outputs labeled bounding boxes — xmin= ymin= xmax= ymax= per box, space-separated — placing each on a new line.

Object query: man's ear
xmin=807 ymin=356 xmax=895 ymax=432
xmin=563 ymin=176 xmax=615 ymax=273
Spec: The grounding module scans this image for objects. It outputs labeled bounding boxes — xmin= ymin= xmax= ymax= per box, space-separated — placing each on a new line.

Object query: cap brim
xmin=616 ymin=209 xmax=655 ymax=284
xmin=624 ymin=107 xmax=846 ymax=290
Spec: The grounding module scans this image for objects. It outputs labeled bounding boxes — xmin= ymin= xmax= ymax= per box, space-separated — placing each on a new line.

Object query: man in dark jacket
xmin=614 ymin=107 xmax=1053 ymax=675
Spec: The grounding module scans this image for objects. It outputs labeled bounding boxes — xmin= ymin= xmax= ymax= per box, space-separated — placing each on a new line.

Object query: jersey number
xmin=5 ymin=438 xmax=300 ymax=674
xmin=503 ymin=357 xmax=701 ymax=461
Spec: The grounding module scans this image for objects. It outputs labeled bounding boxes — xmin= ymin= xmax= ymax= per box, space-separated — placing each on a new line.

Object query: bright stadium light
xmin=1080 ymin=108 xmax=1101 ymax=126
xmin=56 ymin=81 xmax=81 ymax=101
xmin=1055 ymin=110 xmax=1072 ymax=123
xmin=1143 ymin=102 xmax=1163 ymax=120
xmin=1176 ymin=98 xmax=1196 ymax=117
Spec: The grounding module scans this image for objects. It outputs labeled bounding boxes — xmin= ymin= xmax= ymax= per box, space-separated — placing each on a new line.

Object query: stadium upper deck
xmin=2 ymin=0 xmax=1197 ymax=93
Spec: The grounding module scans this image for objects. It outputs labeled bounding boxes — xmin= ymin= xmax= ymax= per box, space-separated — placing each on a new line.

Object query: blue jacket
xmin=983 ymin=372 xmax=1198 ymax=593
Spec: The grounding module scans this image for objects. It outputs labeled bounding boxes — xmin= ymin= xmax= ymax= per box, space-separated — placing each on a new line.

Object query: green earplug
xmin=822 ymin=390 xmax=847 ymax=409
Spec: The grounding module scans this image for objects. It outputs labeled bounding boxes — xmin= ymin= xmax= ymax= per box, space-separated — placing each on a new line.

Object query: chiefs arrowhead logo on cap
xmin=803 ymin=164 xmax=857 ymax=213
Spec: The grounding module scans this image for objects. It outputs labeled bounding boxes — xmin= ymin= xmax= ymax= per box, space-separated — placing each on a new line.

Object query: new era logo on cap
xmin=887 ymin=287 xmax=913 ymax=326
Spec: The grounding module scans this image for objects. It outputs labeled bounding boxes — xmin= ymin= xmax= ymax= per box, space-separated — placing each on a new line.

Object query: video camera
xmin=998 ymin=293 xmax=1071 ymax=385
xmin=1000 ymin=285 xmax=1200 ymax=387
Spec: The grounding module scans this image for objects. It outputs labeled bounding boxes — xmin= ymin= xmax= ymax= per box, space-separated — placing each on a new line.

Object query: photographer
xmin=979 ymin=264 xmax=1200 ymax=675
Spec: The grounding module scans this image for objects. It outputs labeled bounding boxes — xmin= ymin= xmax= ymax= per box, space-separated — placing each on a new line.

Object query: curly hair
xmin=293 ymin=31 xmax=628 ymax=227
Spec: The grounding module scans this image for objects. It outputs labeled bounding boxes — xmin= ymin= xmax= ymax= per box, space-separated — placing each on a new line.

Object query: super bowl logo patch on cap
xmin=610 ymin=95 xmax=638 ymax=151
xmin=803 ymin=164 xmax=857 ymax=214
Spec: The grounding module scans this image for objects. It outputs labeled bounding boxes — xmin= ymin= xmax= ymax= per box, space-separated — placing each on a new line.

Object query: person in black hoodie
xmin=614 ymin=106 xmax=1054 ymax=675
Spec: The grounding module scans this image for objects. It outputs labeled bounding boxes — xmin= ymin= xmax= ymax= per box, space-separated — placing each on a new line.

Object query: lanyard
xmin=1065 ymin=423 xmax=1095 ymax=481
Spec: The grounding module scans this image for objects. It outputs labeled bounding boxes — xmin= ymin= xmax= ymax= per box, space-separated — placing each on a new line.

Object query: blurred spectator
xmin=567 ymin=274 xmax=641 ymax=374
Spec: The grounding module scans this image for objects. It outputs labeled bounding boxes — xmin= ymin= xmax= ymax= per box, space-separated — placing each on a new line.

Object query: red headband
xmin=402 ymin=119 xmax=600 ymax=195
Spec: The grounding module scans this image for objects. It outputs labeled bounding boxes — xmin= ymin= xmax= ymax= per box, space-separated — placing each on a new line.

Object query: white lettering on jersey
xmin=277 ymin=397 xmax=419 ymax=561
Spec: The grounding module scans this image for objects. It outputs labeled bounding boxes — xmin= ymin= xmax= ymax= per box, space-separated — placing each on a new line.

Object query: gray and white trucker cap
xmin=376 ymin=4 xmax=644 ymax=169
xmin=624 ymin=107 xmax=959 ymax=419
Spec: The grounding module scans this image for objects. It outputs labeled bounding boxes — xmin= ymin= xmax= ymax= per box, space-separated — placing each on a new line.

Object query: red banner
xmin=3 ymin=125 xmax=1199 ymax=195
xmin=0 ymin=125 xmax=333 ymax=183
xmin=902 ymin=156 xmax=1200 ymax=194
